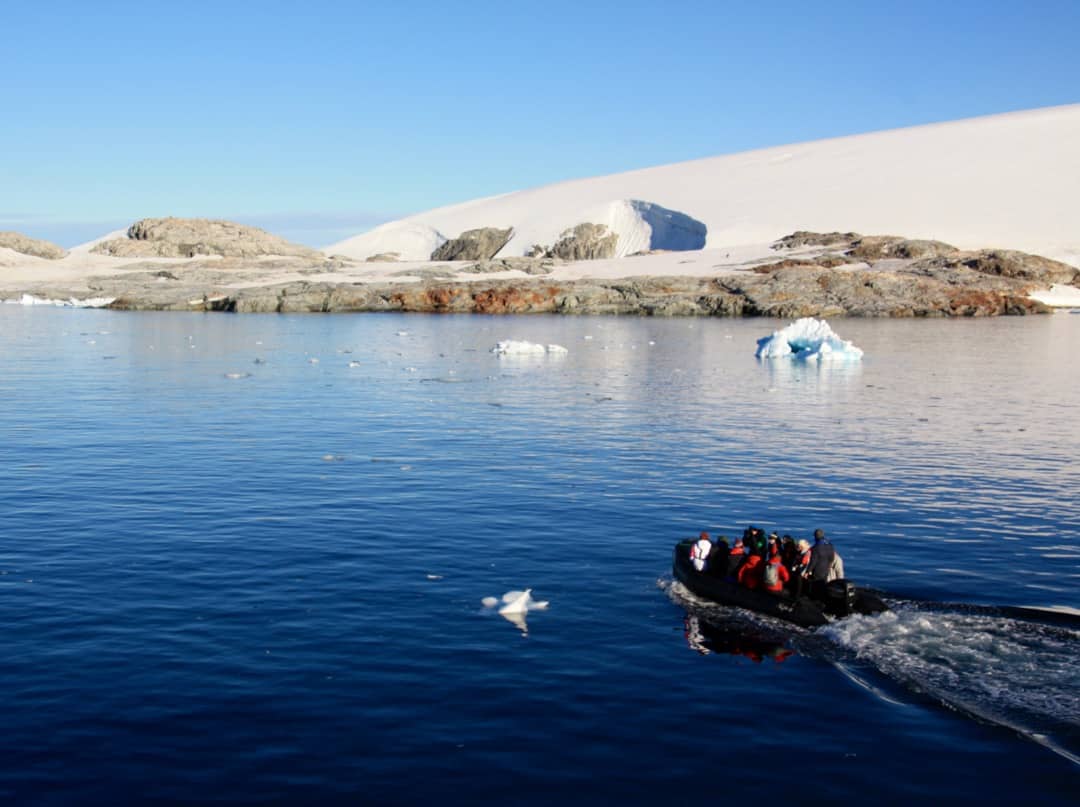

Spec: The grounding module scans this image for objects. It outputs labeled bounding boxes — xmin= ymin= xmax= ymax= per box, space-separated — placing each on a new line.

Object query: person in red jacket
xmin=725 ymin=537 xmax=747 ymax=580
xmin=737 ymin=552 xmax=764 ymax=590
xmin=762 ymin=552 xmax=791 ymax=593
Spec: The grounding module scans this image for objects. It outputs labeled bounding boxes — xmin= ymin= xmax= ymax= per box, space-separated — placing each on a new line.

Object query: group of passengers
xmin=689 ymin=526 xmax=845 ymax=599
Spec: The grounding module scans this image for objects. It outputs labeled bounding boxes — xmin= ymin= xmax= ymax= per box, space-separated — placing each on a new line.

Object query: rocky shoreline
xmin=4 ymin=229 xmax=1078 ymax=317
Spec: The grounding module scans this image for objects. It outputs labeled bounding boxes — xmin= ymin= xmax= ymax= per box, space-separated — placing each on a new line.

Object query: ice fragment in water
xmin=491 ymin=340 xmax=568 ymax=355
xmin=755 ymin=317 xmax=863 ymax=361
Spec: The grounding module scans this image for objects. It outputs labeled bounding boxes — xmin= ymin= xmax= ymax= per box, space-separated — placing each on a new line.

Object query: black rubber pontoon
xmin=672 ymin=540 xmax=888 ymax=628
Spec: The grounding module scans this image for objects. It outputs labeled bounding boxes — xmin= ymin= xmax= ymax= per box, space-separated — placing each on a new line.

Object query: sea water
xmin=1 ymin=306 xmax=1077 ymax=803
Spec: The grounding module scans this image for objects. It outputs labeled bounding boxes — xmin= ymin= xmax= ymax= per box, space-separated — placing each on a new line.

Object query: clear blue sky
xmin=3 ymin=0 xmax=1078 ymax=247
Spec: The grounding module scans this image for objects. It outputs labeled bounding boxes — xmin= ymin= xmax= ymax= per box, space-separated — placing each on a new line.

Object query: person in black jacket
xmin=708 ymin=536 xmax=730 ymax=577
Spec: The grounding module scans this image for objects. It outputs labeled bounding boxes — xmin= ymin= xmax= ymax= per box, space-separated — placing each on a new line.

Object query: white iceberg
xmin=491 ymin=340 xmax=568 ymax=355
xmin=755 ymin=317 xmax=863 ymax=361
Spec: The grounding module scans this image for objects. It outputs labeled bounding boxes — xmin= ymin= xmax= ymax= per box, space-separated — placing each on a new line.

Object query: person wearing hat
xmin=708 ymin=535 xmax=731 ymax=578
xmin=762 ymin=548 xmax=791 ymax=593
xmin=793 ymin=538 xmax=813 ymax=598
xmin=725 ymin=537 xmax=747 ymax=580
xmin=808 ymin=529 xmax=837 ymax=596
xmin=781 ymin=534 xmax=797 ymax=570
xmin=690 ymin=531 xmax=712 ymax=572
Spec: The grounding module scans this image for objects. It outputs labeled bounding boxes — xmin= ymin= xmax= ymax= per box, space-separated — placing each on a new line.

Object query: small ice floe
xmin=4 ymin=294 xmax=115 ymax=308
xmin=396 ymin=331 xmax=409 ymax=337
xmin=321 ymin=454 xmax=346 ymax=462
xmin=755 ymin=317 xmax=863 ymax=361
xmin=224 ymin=372 xmax=251 ymax=380
xmin=308 ymin=357 xmax=320 ymax=364
xmin=491 ymin=340 xmax=568 ymax=355
xmin=482 ymin=589 xmax=550 ymax=634
xmin=253 ymin=357 xmax=266 ymax=365
xmin=426 ymin=574 xmax=444 ymax=581
xmin=348 ymin=360 xmax=362 ymax=368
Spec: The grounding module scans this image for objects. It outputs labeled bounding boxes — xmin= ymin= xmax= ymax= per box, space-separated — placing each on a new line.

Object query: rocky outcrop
xmin=5 ymin=230 xmax=1072 ymax=318
xmin=0 ymin=231 xmax=67 ymax=259
xmin=365 ymin=252 xmax=401 ymax=262
xmin=91 ymin=217 xmax=319 ymax=259
xmin=847 ymin=236 xmax=958 ymax=261
xmin=430 ymin=227 xmax=513 ymax=261
xmin=913 ymin=249 xmax=1080 ymax=286
xmin=772 ymin=231 xmax=861 ymax=250
xmin=536 ymin=223 xmax=619 ymax=261
xmin=773 ymin=231 xmax=959 ymax=262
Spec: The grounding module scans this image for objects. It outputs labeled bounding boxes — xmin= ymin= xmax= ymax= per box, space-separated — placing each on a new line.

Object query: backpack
xmin=763 ymin=562 xmax=779 ymax=587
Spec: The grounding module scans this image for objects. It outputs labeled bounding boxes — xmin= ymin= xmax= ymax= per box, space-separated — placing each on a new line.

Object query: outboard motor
xmin=824 ymin=580 xmax=857 ymax=617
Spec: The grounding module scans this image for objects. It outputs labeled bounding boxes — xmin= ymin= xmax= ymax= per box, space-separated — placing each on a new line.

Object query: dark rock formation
xmin=544 ymin=223 xmax=619 ymax=261
xmin=91 ymin=217 xmax=319 ymax=259
xmin=772 ymin=231 xmax=861 ymax=250
xmin=365 ymin=252 xmax=401 ymax=262
xmin=914 ymin=249 xmax=1080 ymax=285
xmin=0 ymin=231 xmax=67 ymax=259
xmin=430 ymin=227 xmax=513 ymax=261
xmin=847 ymin=236 xmax=958 ymax=261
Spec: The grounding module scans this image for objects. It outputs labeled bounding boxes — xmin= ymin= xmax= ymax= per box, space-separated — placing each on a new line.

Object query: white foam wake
xmin=821 ymin=608 xmax=1080 ymax=762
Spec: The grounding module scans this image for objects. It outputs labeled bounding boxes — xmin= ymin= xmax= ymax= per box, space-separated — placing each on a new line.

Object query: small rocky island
xmin=2 ymin=218 xmax=1077 ymax=317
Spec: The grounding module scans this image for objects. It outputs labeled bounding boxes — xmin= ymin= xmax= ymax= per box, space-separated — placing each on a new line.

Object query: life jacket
xmin=690 ymin=538 xmax=712 ymax=572
xmin=763 ymin=558 xmax=790 ymax=592
xmin=763 ymin=561 xmax=779 ymax=588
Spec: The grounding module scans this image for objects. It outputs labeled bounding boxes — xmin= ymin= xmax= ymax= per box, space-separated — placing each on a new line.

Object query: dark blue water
xmin=1 ymin=306 xmax=1077 ymax=804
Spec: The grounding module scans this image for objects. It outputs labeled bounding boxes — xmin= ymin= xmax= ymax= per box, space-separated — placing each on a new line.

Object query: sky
xmin=2 ymin=0 xmax=1078 ymax=247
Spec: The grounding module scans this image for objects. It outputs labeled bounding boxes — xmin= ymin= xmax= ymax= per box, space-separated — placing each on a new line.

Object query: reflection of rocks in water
xmin=684 ymin=615 xmax=794 ymax=664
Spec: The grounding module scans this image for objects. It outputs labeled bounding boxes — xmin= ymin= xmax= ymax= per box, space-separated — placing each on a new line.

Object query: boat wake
xmin=662 ymin=578 xmax=1080 ymax=765
xmin=819 ymin=604 xmax=1080 ymax=766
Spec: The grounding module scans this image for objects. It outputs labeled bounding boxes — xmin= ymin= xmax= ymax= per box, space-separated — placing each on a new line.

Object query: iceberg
xmin=491 ymin=340 xmax=568 ymax=355
xmin=755 ymin=317 xmax=863 ymax=361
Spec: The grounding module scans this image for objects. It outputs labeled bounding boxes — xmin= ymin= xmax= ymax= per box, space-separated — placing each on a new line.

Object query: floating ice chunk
xmin=491 ymin=340 xmax=568 ymax=355
xmin=426 ymin=574 xmax=444 ymax=581
xmin=348 ymin=361 xmax=362 ymax=367
xmin=483 ymin=589 xmax=549 ymax=635
xmin=308 ymin=357 xmax=320 ymax=364
xmin=321 ymin=454 xmax=345 ymax=462
xmin=755 ymin=317 xmax=863 ymax=361
xmin=224 ymin=372 xmax=251 ymax=379
xmin=396 ymin=331 xmax=409 ymax=336
xmin=498 ymin=588 xmax=550 ymax=614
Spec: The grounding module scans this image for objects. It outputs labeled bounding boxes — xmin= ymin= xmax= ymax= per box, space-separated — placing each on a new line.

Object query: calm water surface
xmin=1 ymin=307 xmax=1078 ymax=804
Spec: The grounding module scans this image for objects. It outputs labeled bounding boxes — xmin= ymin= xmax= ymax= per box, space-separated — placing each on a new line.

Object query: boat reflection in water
xmin=683 ymin=615 xmax=794 ymax=664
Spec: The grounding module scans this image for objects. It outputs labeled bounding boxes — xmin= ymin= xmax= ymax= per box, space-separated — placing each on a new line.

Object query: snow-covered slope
xmin=326 ymin=104 xmax=1080 ymax=266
